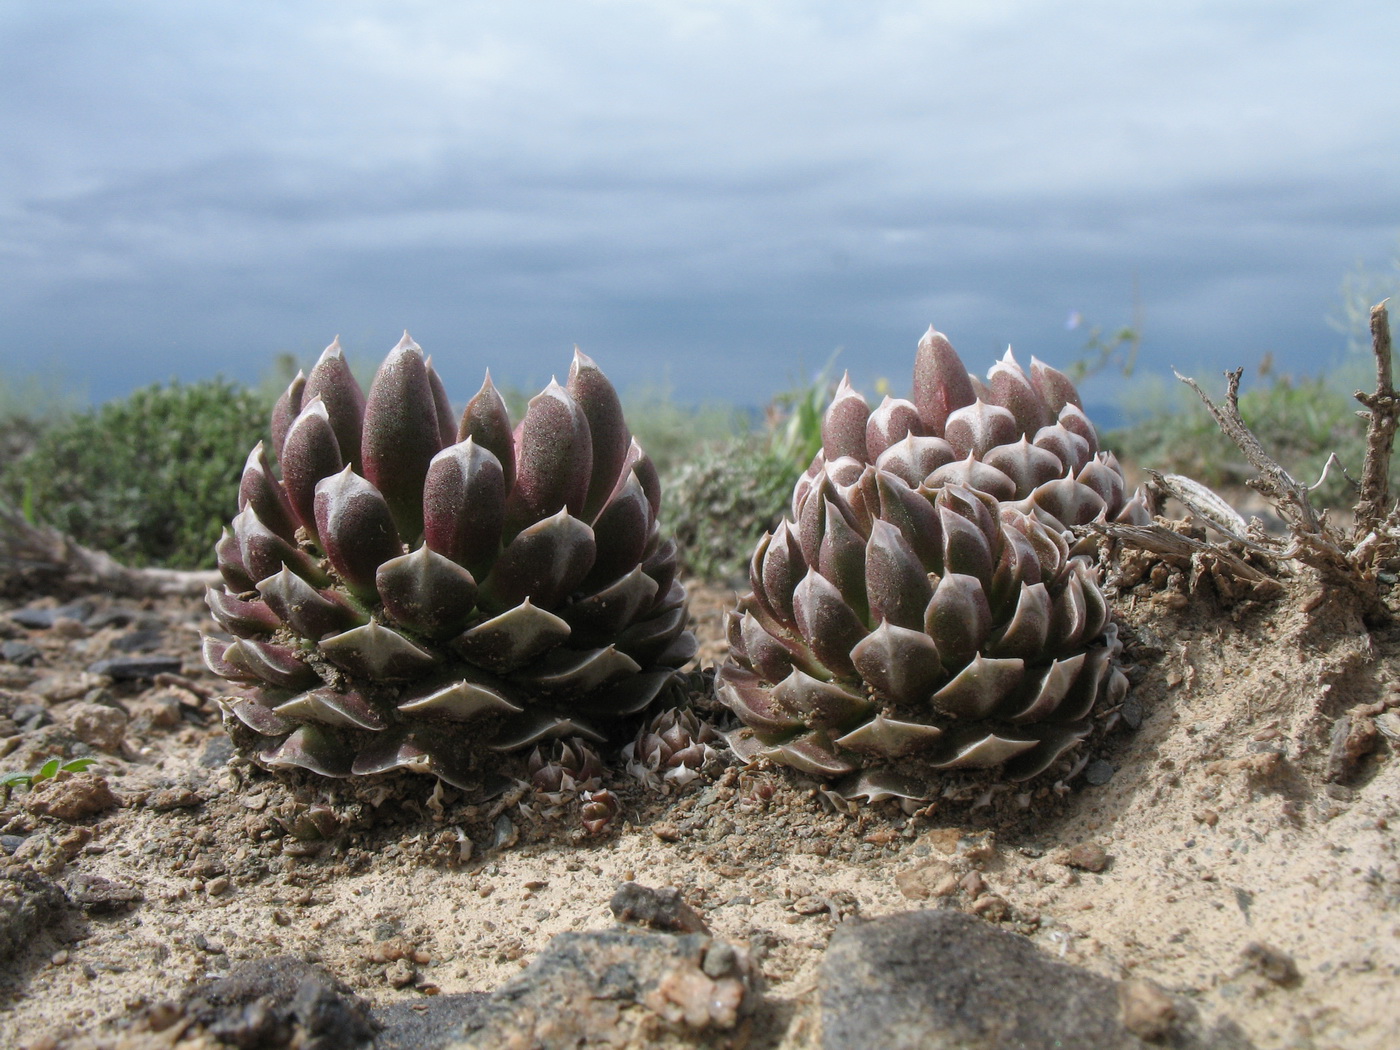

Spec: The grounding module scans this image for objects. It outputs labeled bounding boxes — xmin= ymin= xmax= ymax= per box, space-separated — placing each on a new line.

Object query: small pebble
xmin=1062 ymin=842 xmax=1111 ymax=873
xmin=1083 ymin=760 xmax=1116 ymax=786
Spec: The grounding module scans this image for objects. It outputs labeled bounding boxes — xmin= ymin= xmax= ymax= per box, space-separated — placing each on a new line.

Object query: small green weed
xmin=0 ymin=757 xmax=96 ymax=802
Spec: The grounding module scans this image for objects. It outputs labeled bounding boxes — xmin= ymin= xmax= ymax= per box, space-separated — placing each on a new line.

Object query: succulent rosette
xmin=718 ymin=326 xmax=1152 ymax=799
xmin=205 ymin=334 xmax=696 ymax=789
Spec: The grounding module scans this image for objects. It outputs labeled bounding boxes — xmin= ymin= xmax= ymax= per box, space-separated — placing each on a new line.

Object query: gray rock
xmin=86 ymin=654 xmax=183 ymax=680
xmin=818 ymin=910 xmax=1253 ymax=1050
xmin=450 ymin=926 xmax=754 ymax=1049
xmin=10 ymin=602 xmax=94 ymax=629
xmin=1 ymin=640 xmax=41 ymax=666
xmin=374 ymin=994 xmax=490 ymax=1049
xmin=0 ymin=872 xmax=69 ymax=962
xmin=610 ymin=881 xmax=710 ymax=934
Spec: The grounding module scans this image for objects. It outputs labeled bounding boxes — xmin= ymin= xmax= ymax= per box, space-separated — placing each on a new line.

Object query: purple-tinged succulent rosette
xmin=205 ymin=334 xmax=696 ymax=788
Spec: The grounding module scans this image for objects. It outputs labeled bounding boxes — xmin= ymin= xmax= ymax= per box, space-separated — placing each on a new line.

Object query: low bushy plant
xmin=2 ymin=379 xmax=267 ymax=568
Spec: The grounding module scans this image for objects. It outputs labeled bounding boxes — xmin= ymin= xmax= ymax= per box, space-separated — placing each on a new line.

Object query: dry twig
xmin=1353 ymin=300 xmax=1397 ymax=534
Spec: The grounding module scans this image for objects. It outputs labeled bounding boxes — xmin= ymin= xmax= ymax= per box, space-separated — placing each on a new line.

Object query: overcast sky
xmin=4 ymin=1 xmax=1399 ymax=414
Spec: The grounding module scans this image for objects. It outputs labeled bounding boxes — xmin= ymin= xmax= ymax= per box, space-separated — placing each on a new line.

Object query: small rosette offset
xmin=206 ymin=334 xmax=696 ymax=788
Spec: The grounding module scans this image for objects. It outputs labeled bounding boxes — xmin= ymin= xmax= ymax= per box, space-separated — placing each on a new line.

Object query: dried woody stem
xmin=1172 ymin=301 xmax=1396 ymax=626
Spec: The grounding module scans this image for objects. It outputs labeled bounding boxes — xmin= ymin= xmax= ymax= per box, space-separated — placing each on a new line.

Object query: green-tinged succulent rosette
xmin=717 ymin=326 xmax=1151 ymax=800
xmin=205 ymin=334 xmax=696 ymax=789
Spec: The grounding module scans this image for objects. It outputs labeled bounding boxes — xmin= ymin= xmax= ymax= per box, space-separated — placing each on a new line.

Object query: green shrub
xmin=2 ymin=379 xmax=267 ymax=569
xmin=662 ymin=438 xmax=802 ymax=584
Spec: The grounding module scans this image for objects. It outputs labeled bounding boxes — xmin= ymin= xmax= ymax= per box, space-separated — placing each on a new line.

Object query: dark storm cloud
xmin=3 ymin=1 xmax=1399 ymax=408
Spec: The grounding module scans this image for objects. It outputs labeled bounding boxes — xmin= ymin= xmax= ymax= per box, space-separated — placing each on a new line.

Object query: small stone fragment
xmin=66 ymin=701 xmax=128 ymax=753
xmin=609 ymin=882 xmax=709 ymax=934
xmin=86 ymin=655 xmax=183 ymax=680
xmin=65 ymin=873 xmax=143 ymax=913
xmin=1083 ymin=760 xmax=1115 ymax=786
xmin=23 ymin=773 xmax=121 ymax=822
xmin=1241 ymin=941 xmax=1300 ymax=985
xmin=1118 ymin=978 xmax=1177 ymax=1040
xmin=1062 ymin=842 xmax=1110 ymax=873
xmin=895 ymin=858 xmax=959 ymax=900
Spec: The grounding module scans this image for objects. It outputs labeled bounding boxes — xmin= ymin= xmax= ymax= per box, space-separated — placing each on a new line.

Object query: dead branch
xmin=1353 ymin=300 xmax=1396 ymax=533
xmin=0 ymin=500 xmax=219 ymax=598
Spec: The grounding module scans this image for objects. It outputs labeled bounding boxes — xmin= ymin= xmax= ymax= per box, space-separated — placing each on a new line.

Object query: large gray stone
xmin=818 ymin=910 xmax=1252 ymax=1050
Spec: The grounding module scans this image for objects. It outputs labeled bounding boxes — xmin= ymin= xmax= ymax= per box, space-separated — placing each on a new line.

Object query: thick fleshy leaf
xmin=563 ymin=565 xmax=659 ymax=640
xmin=1029 ymin=356 xmax=1082 ymax=414
xmin=1077 ymin=563 xmax=1109 ymax=642
xmin=984 ymin=437 xmax=1066 ymax=499
xmin=793 ymin=569 xmax=867 ymax=678
xmin=1032 ymin=423 xmax=1092 ymax=474
xmin=270 ymin=370 xmax=306 ymax=462
xmin=397 ymin=677 xmax=523 ymax=721
xmin=256 ymin=566 xmax=367 ymax=639
xmin=505 ymin=380 xmax=593 ymax=533
xmin=1007 ymin=653 xmax=1087 ymax=723
xmin=314 ymin=466 xmax=403 ymax=598
xmin=912 ymin=325 xmax=976 ymax=435
xmin=303 ymin=338 xmax=366 ymax=470
xmin=206 ymin=587 xmax=280 ymax=637
xmin=614 ymin=601 xmax=688 ymax=665
xmin=640 ymin=534 xmax=681 ymax=608
xmin=362 ymin=333 xmax=444 ymax=539
xmin=654 ymin=627 xmax=699 ymax=668
xmin=1076 ymin=455 xmax=1126 ymax=511
xmin=754 ymin=522 xmax=803 ymax=630
xmin=319 ymin=621 xmax=438 ymax=679
xmin=422 ymin=438 xmax=505 ymax=582
xmin=424 ymin=357 xmax=457 ymax=448
xmin=932 ymin=730 xmax=1037 ymax=770
xmin=930 ymin=655 xmax=1025 ymax=718
xmin=944 ymin=399 xmax=1018 ymax=459
xmin=1116 ymin=486 xmax=1155 ymax=525
xmin=280 ymin=398 xmax=344 ymax=536
xmin=986 ymin=349 xmax=1052 ymax=434
xmin=850 ymin=620 xmax=943 ymax=705
xmin=239 ymin=443 xmax=298 ymax=543
xmin=453 ymin=599 xmax=571 ymax=673
xmin=233 ymin=507 xmax=328 ymax=587
xmin=568 ymin=349 xmax=631 ymax=523
xmin=988 ymin=521 xmax=1041 ymax=614
xmin=377 ymin=544 xmax=480 ymax=639
xmin=350 ymin=728 xmax=436 ymax=778
xmin=716 ymin=666 xmax=805 ymax=734
xmin=615 ymin=438 xmax=662 ymax=518
xmin=835 ymin=715 xmax=945 ymax=757
xmin=822 ymin=373 xmax=870 ymax=462
xmin=1057 ymin=403 xmax=1099 ymax=454
xmin=203 ymin=637 xmax=252 ymax=681
xmin=770 ymin=667 xmax=873 ymax=730
xmin=772 ymin=732 xmax=857 ymax=776
xmin=216 ymin=528 xmax=256 ymax=593
xmin=585 ymin=472 xmax=652 ymax=589
xmin=275 ymin=687 xmax=387 ymax=730
xmin=924 ymin=572 xmax=991 ymax=671
xmin=738 ymin=609 xmax=796 ymax=683
xmin=222 ymin=695 xmax=293 ymax=735
xmin=1046 ymin=570 xmax=1089 ymax=652
xmin=874 ymin=434 xmax=957 ymax=488
xmin=865 ymin=396 xmax=923 ymax=460
xmin=926 ymin=455 xmax=1016 ymax=501
xmin=797 ymin=472 xmax=834 ymax=567
xmin=457 ymin=371 xmax=517 ymax=489
xmin=261 ymin=725 xmax=354 ymax=778
xmin=514 ymin=645 xmax=641 ymax=695
xmin=224 ymin=637 xmax=320 ymax=690
xmin=1003 ymin=723 xmax=1092 ymax=780
xmin=874 ymin=470 xmax=943 ymax=572
xmin=480 ymin=508 xmax=596 ymax=612
xmin=938 ymin=505 xmax=995 ymax=589
xmin=864 ymin=520 xmax=933 ymax=631
xmin=489 ymin=709 xmax=607 ymax=750
xmin=579 ymin=668 xmax=678 ymax=718
xmin=1027 ymin=475 xmax=1107 ymax=529
xmin=984 ymin=582 xmax=1051 ymax=661
xmin=1001 ymin=509 xmax=1068 ymax=583
xmin=818 ymin=499 xmax=869 ymax=621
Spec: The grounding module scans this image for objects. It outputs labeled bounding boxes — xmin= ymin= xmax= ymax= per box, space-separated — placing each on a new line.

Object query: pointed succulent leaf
xmin=204 ymin=637 xmax=253 ymax=681
xmin=480 ymin=508 xmax=596 ymax=612
xmin=1054 ymin=642 xmax=1113 ymax=723
xmin=984 ymin=437 xmax=1066 ymax=499
xmin=926 ymin=454 xmax=1016 ymax=501
xmin=216 ymin=528 xmax=256 ymax=593
xmin=567 ymin=348 xmax=632 ymax=523
xmin=489 ymin=709 xmax=607 ymax=751
xmin=457 ymin=371 xmax=517 ymax=488
xmin=424 ymin=357 xmax=457 ymax=448
xmin=504 ymin=379 xmax=593 ymax=533
xmin=864 ymin=519 xmax=934 ymax=631
xmin=797 ymin=471 xmax=834 ymax=567
xmin=225 ymin=637 xmax=320 ymax=690
xmin=770 ymin=667 xmax=873 ymax=730
xmin=1001 ymin=509 xmax=1068 ymax=583
xmin=944 ymin=399 xmax=1018 ymax=459
xmin=875 ymin=470 xmax=943 ymax=573
xmin=280 ymin=398 xmax=344 ymax=536
xmin=270 ymin=370 xmax=306 ymax=462
xmin=1006 ymin=653 xmax=1087 ymax=723
xmin=615 ymin=437 xmax=662 ymax=518
xmin=319 ymin=620 xmax=438 ymax=679
xmin=303 ymin=337 xmax=366 ymax=470
xmin=1033 ymin=422 xmax=1092 ymax=474
xmin=314 ymin=466 xmax=403 ymax=599
xmin=514 ymin=645 xmax=641 ymax=696
xmin=938 ymin=503 xmax=995 ymax=589
xmin=1002 ymin=723 xmax=1093 ymax=781
xmin=988 ymin=520 xmax=1042 ymax=613
xmin=932 ymin=729 xmax=1037 ymax=770
xmin=1115 ymin=486 xmax=1155 ymax=525
xmin=1046 ymin=570 xmax=1089 ymax=652
xmin=930 ymin=654 xmax=1025 ymax=719
xmin=222 ymin=695 xmax=294 ymax=736
xmin=984 ymin=581 xmax=1051 ymax=661
xmin=206 ymin=586 xmax=280 ymax=637
xmin=821 ymin=372 xmax=870 ymax=462
xmin=377 ymin=544 xmax=480 ymax=639
xmin=234 ymin=506 xmax=328 ymax=587
xmin=752 ymin=522 xmax=803 ymax=630
xmin=1027 ymin=475 xmax=1107 ymax=529
xmin=835 ymin=715 xmax=945 ymax=757
xmin=654 ymin=628 xmax=699 ymax=668
xmin=772 ymin=732 xmax=858 ymax=777
xmin=1029 ymin=356 xmax=1082 ymax=414
xmin=793 ymin=569 xmax=867 ymax=678
xmin=256 ymin=566 xmax=367 ymax=639
xmin=422 ymin=438 xmax=506 ymax=581
xmin=452 ymin=599 xmax=571 ymax=673
xmin=716 ymin=666 xmax=804 ymax=734
xmin=865 ymin=396 xmax=923 ymax=460
xmin=874 ymin=434 xmax=957 ymax=488
xmin=924 ymin=572 xmax=992 ymax=671
xmin=361 ymin=333 xmax=444 ymax=539
xmin=850 ymin=620 xmax=943 ymax=704
xmin=1076 ymin=455 xmax=1126 ymax=512
xmin=585 ymin=472 xmax=652 ymax=589
xmin=737 ymin=608 xmax=798 ymax=683
xmin=818 ymin=498 xmax=869 ymax=621
xmin=1057 ymin=402 xmax=1099 ymax=454
xmin=239 ymin=442 xmax=298 ymax=542
xmin=563 ymin=565 xmax=659 ymax=640
xmin=397 ymin=678 xmax=523 ymax=721
xmin=912 ymin=325 xmax=976 ymax=435
xmin=578 ymin=668 xmax=678 ymax=718
xmin=275 ymin=687 xmax=387 ymax=730
xmin=614 ymin=599 xmax=690 ymax=666
xmin=261 ymin=725 xmax=354 ymax=778
xmin=986 ymin=349 xmax=1052 ymax=434
xmin=1076 ymin=563 xmax=1109 ymax=642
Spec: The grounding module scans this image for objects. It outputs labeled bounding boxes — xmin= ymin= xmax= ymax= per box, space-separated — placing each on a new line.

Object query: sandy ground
xmin=1 ymin=558 xmax=1398 ymax=1049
